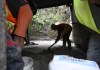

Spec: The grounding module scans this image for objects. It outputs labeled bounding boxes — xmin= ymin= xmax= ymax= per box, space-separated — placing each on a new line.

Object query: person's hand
xmin=14 ymin=35 xmax=24 ymax=48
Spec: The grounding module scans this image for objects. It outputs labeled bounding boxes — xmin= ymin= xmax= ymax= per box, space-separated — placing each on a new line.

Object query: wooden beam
xmin=0 ymin=0 xmax=6 ymax=70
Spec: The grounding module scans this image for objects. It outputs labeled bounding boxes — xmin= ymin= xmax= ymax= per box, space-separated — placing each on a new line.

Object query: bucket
xmin=22 ymin=56 xmax=33 ymax=70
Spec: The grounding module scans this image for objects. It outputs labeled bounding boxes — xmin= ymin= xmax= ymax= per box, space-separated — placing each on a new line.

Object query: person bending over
xmin=48 ymin=23 xmax=72 ymax=50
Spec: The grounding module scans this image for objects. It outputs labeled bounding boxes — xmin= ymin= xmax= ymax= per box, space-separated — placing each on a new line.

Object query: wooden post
xmin=0 ymin=0 xmax=6 ymax=70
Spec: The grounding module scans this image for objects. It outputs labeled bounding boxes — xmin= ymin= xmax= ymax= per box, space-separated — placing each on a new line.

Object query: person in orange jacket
xmin=5 ymin=0 xmax=36 ymax=47
xmin=4 ymin=0 xmax=36 ymax=70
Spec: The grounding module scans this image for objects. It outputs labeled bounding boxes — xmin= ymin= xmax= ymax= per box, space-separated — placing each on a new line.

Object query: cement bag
xmin=49 ymin=55 xmax=100 ymax=70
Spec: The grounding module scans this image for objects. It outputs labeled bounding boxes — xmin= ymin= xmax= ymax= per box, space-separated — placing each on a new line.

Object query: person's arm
xmin=54 ymin=30 xmax=62 ymax=43
xmin=14 ymin=4 xmax=33 ymax=47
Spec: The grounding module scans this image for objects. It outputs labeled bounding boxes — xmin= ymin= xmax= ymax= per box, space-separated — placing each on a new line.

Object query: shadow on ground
xmin=22 ymin=45 xmax=86 ymax=70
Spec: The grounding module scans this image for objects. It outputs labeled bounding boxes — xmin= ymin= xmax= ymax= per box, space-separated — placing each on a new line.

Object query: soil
xmin=22 ymin=39 xmax=86 ymax=70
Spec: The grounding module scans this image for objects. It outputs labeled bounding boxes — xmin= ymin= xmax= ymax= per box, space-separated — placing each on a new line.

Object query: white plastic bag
xmin=49 ymin=55 xmax=100 ymax=70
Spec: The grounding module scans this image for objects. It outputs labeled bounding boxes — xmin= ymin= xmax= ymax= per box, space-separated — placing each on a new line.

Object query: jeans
xmin=6 ymin=31 xmax=24 ymax=70
xmin=87 ymin=32 xmax=100 ymax=67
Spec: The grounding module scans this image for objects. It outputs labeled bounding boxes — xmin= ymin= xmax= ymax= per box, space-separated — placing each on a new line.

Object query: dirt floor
xmin=22 ymin=40 xmax=86 ymax=70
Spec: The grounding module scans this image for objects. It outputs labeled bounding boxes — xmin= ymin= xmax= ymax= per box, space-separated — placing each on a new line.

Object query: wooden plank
xmin=0 ymin=0 xmax=6 ymax=70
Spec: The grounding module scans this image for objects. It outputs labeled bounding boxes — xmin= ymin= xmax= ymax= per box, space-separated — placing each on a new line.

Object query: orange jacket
xmin=4 ymin=0 xmax=17 ymax=34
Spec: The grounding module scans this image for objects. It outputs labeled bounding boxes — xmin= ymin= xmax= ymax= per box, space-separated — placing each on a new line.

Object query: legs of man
xmin=63 ymin=33 xmax=71 ymax=49
xmin=66 ymin=38 xmax=71 ymax=49
xmin=24 ymin=28 xmax=37 ymax=45
xmin=62 ymin=34 xmax=67 ymax=47
xmin=87 ymin=32 xmax=100 ymax=67
xmin=24 ymin=29 xmax=30 ymax=45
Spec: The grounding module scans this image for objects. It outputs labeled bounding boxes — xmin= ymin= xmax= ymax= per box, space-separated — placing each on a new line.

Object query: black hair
xmin=51 ymin=24 xmax=57 ymax=30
